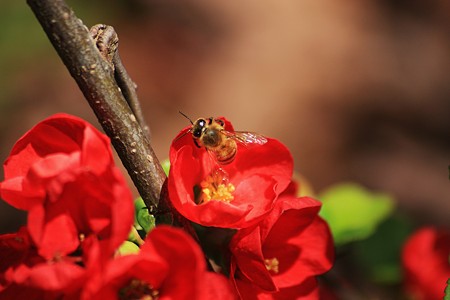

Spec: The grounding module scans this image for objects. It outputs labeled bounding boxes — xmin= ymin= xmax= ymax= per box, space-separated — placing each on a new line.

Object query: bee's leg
xmin=193 ymin=139 xmax=202 ymax=148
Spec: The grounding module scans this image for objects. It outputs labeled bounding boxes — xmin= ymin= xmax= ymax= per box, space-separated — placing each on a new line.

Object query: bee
xmin=178 ymin=112 xmax=267 ymax=165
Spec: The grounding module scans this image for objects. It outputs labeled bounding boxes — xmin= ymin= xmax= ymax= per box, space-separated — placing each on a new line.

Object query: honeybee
xmin=179 ymin=112 xmax=267 ymax=165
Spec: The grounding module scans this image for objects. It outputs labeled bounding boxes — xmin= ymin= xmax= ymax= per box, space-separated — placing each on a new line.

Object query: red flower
xmin=168 ymin=117 xmax=293 ymax=228
xmin=1 ymin=114 xmax=113 ymax=209
xmin=229 ymin=195 xmax=334 ymax=299
xmin=81 ymin=226 xmax=236 ymax=300
xmin=0 ymin=227 xmax=86 ymax=299
xmin=402 ymin=227 xmax=450 ymax=300
xmin=0 ymin=114 xmax=133 ymax=259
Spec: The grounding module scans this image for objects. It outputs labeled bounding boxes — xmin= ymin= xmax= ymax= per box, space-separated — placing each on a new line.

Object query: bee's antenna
xmin=179 ymin=111 xmax=194 ymax=125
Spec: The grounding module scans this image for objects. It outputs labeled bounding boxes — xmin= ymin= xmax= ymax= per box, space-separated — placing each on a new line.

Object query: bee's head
xmin=192 ymin=118 xmax=207 ymax=138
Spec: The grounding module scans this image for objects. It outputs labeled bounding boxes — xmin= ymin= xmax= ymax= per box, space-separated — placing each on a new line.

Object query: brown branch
xmin=26 ymin=0 xmax=163 ymax=212
xmin=26 ymin=0 xmax=202 ymax=247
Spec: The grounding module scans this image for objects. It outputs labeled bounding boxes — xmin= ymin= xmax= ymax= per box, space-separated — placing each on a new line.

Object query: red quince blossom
xmin=168 ymin=117 xmax=293 ymax=228
xmin=229 ymin=195 xmax=334 ymax=299
xmin=0 ymin=227 xmax=86 ymax=300
xmin=0 ymin=114 xmax=133 ymax=260
xmin=402 ymin=227 xmax=450 ymax=300
xmin=81 ymin=226 xmax=236 ymax=300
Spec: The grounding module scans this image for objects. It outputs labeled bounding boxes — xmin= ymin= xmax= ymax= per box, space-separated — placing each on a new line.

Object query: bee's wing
xmin=222 ymin=130 xmax=268 ymax=145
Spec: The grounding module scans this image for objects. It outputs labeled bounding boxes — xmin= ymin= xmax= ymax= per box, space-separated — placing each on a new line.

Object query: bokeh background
xmin=0 ymin=0 xmax=449 ymax=242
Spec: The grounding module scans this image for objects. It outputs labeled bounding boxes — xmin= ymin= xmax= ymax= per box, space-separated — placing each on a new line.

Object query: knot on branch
xmin=90 ymin=24 xmax=118 ymax=69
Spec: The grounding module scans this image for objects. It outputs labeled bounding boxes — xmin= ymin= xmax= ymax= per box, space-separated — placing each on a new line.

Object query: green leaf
xmin=134 ymin=197 xmax=147 ymax=211
xmin=161 ymin=159 xmax=170 ymax=176
xmin=117 ymin=240 xmax=140 ymax=256
xmin=445 ymin=278 xmax=450 ymax=300
xmin=134 ymin=197 xmax=155 ymax=234
xmin=354 ymin=214 xmax=413 ymax=284
xmin=128 ymin=226 xmax=145 ymax=246
xmin=318 ymin=183 xmax=395 ymax=246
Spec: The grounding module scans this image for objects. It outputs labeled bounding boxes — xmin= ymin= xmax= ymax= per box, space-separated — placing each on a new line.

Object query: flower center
xmin=264 ymin=257 xmax=280 ymax=274
xmin=199 ymin=169 xmax=235 ymax=204
xmin=119 ymin=279 xmax=159 ymax=300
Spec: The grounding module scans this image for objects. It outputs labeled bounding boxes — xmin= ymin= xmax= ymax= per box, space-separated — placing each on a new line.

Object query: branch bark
xmin=26 ymin=0 xmax=163 ymax=212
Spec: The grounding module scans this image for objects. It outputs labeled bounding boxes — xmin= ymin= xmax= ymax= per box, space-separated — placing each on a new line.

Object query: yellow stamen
xmin=199 ymin=172 xmax=235 ymax=204
xmin=264 ymin=257 xmax=280 ymax=274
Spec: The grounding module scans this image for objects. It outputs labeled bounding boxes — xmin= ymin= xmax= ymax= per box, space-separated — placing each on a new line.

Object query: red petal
xmin=0 ymin=177 xmax=44 ymax=210
xmin=225 ymin=138 xmax=293 ymax=195
xmin=200 ymin=272 xmax=236 ymax=300
xmin=142 ymin=226 xmax=206 ymax=298
xmin=233 ymin=276 xmax=319 ymax=300
xmin=267 ymin=216 xmax=334 ymax=287
xmin=80 ymin=125 xmax=113 ymax=175
xmin=13 ymin=261 xmax=85 ymax=292
xmin=28 ymin=206 xmax=79 ymax=259
xmin=272 ymin=277 xmax=319 ymax=300
xmin=231 ymin=226 xmax=277 ymax=292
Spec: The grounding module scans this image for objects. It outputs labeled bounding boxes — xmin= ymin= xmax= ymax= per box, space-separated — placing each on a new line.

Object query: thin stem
xmin=113 ymin=47 xmax=151 ymax=141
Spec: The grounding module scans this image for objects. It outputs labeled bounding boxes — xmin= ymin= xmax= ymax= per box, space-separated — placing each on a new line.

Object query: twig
xmin=26 ymin=0 xmax=163 ymax=212
xmin=113 ymin=43 xmax=151 ymax=140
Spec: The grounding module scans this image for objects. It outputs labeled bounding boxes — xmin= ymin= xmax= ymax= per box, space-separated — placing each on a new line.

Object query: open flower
xmin=229 ymin=195 xmax=334 ymax=299
xmin=168 ymin=117 xmax=293 ymax=228
xmin=1 ymin=113 xmax=114 ymax=209
xmin=81 ymin=226 xmax=235 ymax=300
xmin=402 ymin=227 xmax=450 ymax=300
xmin=0 ymin=114 xmax=133 ymax=260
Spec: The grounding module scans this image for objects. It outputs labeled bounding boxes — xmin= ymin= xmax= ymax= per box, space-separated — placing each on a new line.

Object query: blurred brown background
xmin=0 ymin=0 xmax=449 ymax=233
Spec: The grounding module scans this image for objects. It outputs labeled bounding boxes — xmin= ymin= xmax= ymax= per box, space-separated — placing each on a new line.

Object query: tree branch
xmin=26 ymin=0 xmax=202 ymax=246
xmin=26 ymin=0 xmax=163 ymax=212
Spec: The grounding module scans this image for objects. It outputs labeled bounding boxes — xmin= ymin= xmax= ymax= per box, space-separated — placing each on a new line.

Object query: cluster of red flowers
xmin=168 ymin=117 xmax=335 ymax=298
xmin=0 ymin=114 xmax=232 ymax=299
xmin=2 ymin=112 xmax=447 ymax=300
xmin=0 ymin=114 xmax=335 ymax=299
